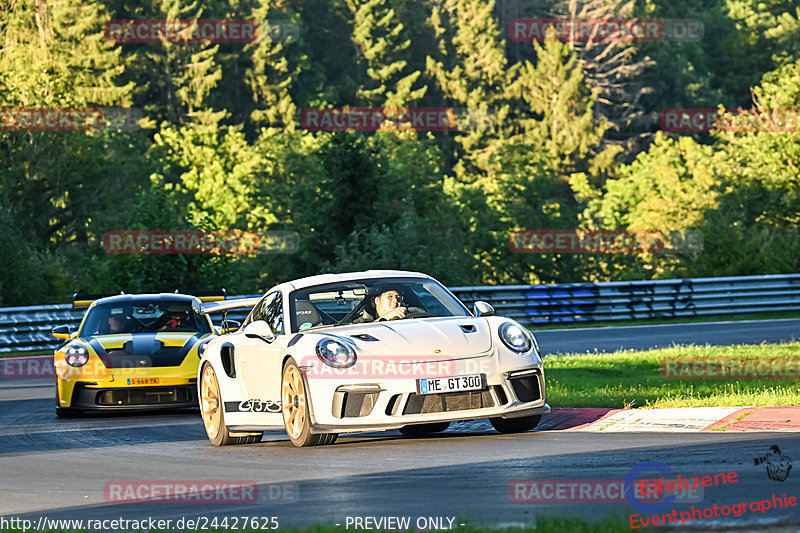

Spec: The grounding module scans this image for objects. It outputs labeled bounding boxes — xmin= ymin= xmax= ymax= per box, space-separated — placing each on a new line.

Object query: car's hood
xmin=310 ymin=317 xmax=492 ymax=361
xmin=84 ymin=332 xmax=206 ymax=368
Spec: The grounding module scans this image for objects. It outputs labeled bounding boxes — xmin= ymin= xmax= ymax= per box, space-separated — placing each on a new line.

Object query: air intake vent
xmin=459 ymin=324 xmax=476 ymax=333
xmin=402 ymin=390 xmax=495 ymax=415
xmin=351 ymin=333 xmax=378 ymax=341
xmin=509 ymin=374 xmax=542 ymax=403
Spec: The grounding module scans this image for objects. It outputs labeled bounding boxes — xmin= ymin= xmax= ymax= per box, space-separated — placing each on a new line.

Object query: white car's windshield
xmin=288 ymin=277 xmax=470 ymax=331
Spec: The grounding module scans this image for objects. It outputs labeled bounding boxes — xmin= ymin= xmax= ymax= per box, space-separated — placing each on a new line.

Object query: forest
xmin=1 ymin=0 xmax=798 ymax=305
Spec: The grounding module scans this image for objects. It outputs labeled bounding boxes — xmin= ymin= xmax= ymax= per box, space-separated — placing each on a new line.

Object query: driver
xmin=97 ymin=308 xmax=128 ymax=334
xmin=354 ymin=288 xmax=411 ymax=322
xmin=106 ymin=315 xmax=126 ymax=333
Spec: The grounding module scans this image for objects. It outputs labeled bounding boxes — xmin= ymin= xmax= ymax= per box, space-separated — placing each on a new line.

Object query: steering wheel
xmin=338 ymin=298 xmax=369 ymax=325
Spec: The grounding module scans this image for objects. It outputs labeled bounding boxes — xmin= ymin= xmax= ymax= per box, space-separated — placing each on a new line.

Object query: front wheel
xmin=399 ymin=422 xmax=450 ymax=436
xmin=200 ymin=363 xmax=261 ymax=446
xmin=281 ymin=359 xmax=337 ymax=447
xmin=490 ymin=414 xmax=541 ymax=434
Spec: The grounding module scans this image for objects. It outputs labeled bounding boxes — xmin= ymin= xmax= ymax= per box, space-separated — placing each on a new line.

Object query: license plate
xmin=127 ymin=377 xmax=159 ymax=385
xmin=417 ymin=374 xmax=485 ymax=395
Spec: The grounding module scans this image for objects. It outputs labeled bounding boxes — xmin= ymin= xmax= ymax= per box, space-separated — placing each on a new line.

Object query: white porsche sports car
xmin=197 ymin=270 xmax=549 ymax=447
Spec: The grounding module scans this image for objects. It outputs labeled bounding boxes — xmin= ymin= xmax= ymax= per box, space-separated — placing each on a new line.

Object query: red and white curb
xmin=538 ymin=407 xmax=800 ymax=432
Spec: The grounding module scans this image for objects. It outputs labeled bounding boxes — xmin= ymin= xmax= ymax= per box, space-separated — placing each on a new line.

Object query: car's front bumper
xmin=305 ymin=357 xmax=549 ymax=432
xmin=62 ymin=382 xmax=198 ymax=411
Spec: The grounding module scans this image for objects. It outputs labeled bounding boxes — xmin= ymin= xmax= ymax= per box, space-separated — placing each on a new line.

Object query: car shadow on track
xmin=0 ymin=398 xmax=206 ymax=456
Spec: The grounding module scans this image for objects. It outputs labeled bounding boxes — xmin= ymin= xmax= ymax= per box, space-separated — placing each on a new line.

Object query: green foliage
xmin=0 ymin=0 xmax=799 ymax=305
xmin=346 ymin=0 xmax=427 ymax=108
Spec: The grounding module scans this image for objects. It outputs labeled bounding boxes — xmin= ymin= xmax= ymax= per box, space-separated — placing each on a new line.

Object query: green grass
xmin=0 ymin=350 xmax=52 ymax=358
xmin=545 ymin=342 xmax=800 ymax=408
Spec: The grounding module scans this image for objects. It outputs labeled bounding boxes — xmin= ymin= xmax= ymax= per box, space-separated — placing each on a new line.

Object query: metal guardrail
xmin=0 ymin=298 xmax=253 ymax=354
xmin=1 ymin=274 xmax=798 ymax=353
xmin=450 ymin=273 xmax=800 ymax=327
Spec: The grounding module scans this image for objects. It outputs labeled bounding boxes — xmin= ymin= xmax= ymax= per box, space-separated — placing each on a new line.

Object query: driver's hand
xmin=380 ymin=307 xmax=407 ymax=321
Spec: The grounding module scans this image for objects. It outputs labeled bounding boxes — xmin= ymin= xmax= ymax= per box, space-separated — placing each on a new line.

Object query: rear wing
xmin=190 ymin=290 xmax=227 ymax=303
xmin=73 ymin=289 xmax=226 ymax=308
xmin=200 ymin=296 xmax=262 ymax=333
xmin=73 ymin=292 xmax=123 ymax=308
xmin=199 ymin=297 xmax=262 ymax=315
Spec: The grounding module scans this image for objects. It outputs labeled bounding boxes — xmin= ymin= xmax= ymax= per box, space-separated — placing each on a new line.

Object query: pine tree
xmin=539 ymin=0 xmax=656 ymax=160
xmin=0 ymin=0 xmax=131 ymax=107
xmin=425 ymin=0 xmax=511 ymax=180
xmin=245 ymin=1 xmax=300 ymax=130
xmin=117 ymin=0 xmax=224 ymax=125
xmin=0 ymin=0 xmax=145 ymax=304
xmin=346 ymin=0 xmax=427 ymax=108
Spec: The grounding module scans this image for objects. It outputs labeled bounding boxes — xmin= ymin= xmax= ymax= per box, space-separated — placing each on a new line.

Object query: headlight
xmin=197 ymin=339 xmax=211 ymax=357
xmin=499 ymin=322 xmax=532 ymax=353
xmin=65 ymin=345 xmax=89 ymax=367
xmin=315 ymin=338 xmax=357 ymax=368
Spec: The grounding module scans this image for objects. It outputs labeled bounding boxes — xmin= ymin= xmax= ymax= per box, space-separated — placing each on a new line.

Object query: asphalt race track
xmin=2 ymin=320 xmax=799 ymax=530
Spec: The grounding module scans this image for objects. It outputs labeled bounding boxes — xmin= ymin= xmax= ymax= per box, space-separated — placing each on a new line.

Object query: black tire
xmin=399 ymin=422 xmax=450 ymax=436
xmin=55 ymin=407 xmax=82 ymax=418
xmin=281 ymin=358 xmax=337 ymax=447
xmin=490 ymin=415 xmax=541 ymax=434
xmin=200 ymin=363 xmax=261 ymax=446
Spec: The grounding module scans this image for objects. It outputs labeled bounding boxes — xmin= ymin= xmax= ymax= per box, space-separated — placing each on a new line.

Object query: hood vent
xmin=351 ymin=333 xmax=378 ymax=341
xmin=459 ymin=324 xmax=477 ymax=333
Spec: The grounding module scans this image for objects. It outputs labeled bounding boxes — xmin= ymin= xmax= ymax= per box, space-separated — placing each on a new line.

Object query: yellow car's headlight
xmin=65 ymin=345 xmax=89 ymax=367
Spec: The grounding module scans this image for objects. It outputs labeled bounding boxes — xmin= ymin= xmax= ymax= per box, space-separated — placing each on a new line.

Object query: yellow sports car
xmin=52 ymin=293 xmax=221 ymax=417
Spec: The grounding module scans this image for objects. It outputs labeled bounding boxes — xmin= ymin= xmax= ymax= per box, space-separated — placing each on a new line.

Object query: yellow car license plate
xmin=127 ymin=377 xmax=160 ymax=385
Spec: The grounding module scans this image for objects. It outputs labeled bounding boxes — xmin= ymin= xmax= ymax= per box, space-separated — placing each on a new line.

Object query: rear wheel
xmin=200 ymin=363 xmax=261 ymax=446
xmin=490 ymin=415 xmax=541 ymax=434
xmin=281 ymin=359 xmax=337 ymax=447
xmin=399 ymin=422 xmax=450 ymax=436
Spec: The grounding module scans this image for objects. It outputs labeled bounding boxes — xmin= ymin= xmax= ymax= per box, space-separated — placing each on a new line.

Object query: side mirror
xmin=221 ymin=319 xmax=241 ymax=334
xmin=473 ymin=301 xmax=495 ymax=317
xmin=52 ymin=325 xmax=71 ymax=340
xmin=243 ymin=320 xmax=275 ymax=343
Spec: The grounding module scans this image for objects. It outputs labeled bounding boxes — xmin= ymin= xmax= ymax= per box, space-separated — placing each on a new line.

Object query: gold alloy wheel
xmin=201 ymin=364 xmax=221 ymax=440
xmin=281 ymin=364 xmax=306 ymax=440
